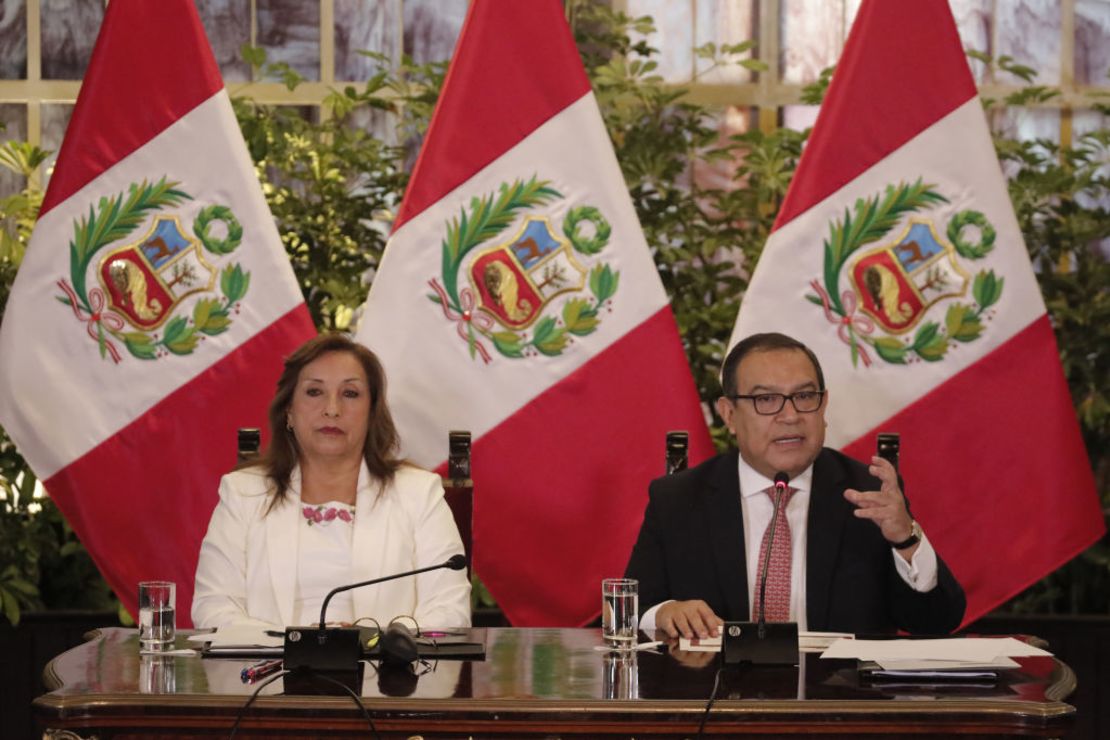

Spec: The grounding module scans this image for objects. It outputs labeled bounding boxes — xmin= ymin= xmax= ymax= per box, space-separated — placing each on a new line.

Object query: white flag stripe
xmin=733 ymin=98 xmax=1044 ymax=447
xmin=361 ymin=94 xmax=668 ymax=466
xmin=0 ymin=91 xmax=303 ymax=478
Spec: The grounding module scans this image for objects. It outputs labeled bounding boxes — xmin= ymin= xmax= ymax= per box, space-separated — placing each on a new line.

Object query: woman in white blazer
xmin=192 ymin=333 xmax=470 ymax=631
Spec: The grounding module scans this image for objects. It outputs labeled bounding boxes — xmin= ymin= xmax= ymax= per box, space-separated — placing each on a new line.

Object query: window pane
xmin=627 ymin=0 xmax=694 ymax=83
xmin=342 ymin=106 xmax=396 ymax=147
xmin=991 ymin=106 xmax=1059 ymax=180
xmin=782 ymin=104 xmax=819 ymax=133
xmin=949 ymin=0 xmax=991 ymax=83
xmin=196 ymin=0 xmax=251 ymax=83
xmin=257 ymin=0 xmax=321 ymax=81
xmin=1072 ymin=110 xmax=1110 ymax=218
xmin=694 ymin=0 xmax=755 ymax=84
xmin=0 ymin=103 xmax=27 ymax=197
xmin=403 ymin=0 xmax=465 ymax=64
xmin=0 ymin=0 xmax=27 ymax=79
xmin=41 ymin=0 xmax=103 ymax=80
xmin=40 ymin=102 xmax=73 ymax=190
xmin=996 ymin=0 xmax=1060 ymax=85
xmin=1076 ymin=0 xmax=1110 ymax=86
xmin=780 ymin=0 xmax=855 ymax=85
xmin=991 ymin=107 xmax=1059 ymax=143
xmin=335 ymin=0 xmax=401 ymax=80
xmin=690 ymin=106 xmax=754 ymax=192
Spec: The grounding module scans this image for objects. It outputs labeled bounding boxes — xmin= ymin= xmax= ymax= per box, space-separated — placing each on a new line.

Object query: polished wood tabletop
xmin=35 ymin=627 xmax=1076 ymax=738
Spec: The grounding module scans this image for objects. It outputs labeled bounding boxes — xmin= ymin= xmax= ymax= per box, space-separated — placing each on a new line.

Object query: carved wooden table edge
xmin=33 ymin=693 xmax=1077 ymax=735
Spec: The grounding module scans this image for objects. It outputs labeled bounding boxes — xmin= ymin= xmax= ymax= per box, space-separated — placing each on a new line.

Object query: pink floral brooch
xmin=302 ymin=504 xmax=355 ymax=526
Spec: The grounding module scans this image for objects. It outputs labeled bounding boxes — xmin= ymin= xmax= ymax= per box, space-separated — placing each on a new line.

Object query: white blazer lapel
xmin=266 ymin=466 xmax=301 ymax=626
xmin=351 ymin=463 xmax=391 ymax=621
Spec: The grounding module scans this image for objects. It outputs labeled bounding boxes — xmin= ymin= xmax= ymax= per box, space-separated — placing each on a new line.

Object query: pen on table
xmin=241 ymin=658 xmax=283 ymax=683
xmin=265 ymin=630 xmax=285 ymax=638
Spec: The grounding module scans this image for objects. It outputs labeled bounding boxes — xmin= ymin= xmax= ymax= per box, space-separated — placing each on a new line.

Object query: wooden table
xmin=35 ymin=628 xmax=1076 ymax=738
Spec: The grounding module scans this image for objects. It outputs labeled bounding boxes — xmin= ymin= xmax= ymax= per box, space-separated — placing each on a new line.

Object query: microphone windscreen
xmin=773 ymin=471 xmax=790 ymax=490
xmin=381 ymin=621 xmax=418 ymax=666
xmin=446 ymin=554 xmax=467 ymax=570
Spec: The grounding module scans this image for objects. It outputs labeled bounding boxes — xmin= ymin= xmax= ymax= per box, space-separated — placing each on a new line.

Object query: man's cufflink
xmin=888 ymin=520 xmax=922 ymax=550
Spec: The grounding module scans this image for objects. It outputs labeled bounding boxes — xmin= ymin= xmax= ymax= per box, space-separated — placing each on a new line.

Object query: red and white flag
xmin=0 ymin=0 xmax=315 ymax=625
xmin=355 ymin=0 xmax=713 ymax=626
xmin=731 ymin=0 xmax=1103 ymax=623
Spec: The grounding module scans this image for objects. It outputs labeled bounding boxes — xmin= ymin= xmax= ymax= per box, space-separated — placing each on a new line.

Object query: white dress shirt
xmin=640 ymin=454 xmax=939 ymax=633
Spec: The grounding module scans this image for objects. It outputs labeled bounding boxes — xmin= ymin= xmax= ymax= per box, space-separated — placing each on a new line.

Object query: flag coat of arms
xmin=0 ymin=0 xmax=315 ymax=624
xmin=355 ymin=0 xmax=714 ymax=626
xmin=730 ymin=0 xmax=1103 ymax=623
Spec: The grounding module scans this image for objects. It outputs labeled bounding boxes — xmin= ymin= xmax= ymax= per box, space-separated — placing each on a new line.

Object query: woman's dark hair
xmin=249 ymin=333 xmax=403 ymax=512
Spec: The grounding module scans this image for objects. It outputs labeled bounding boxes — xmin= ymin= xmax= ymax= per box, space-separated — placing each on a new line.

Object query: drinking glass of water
xmin=601 ymin=578 xmax=638 ymax=648
xmin=138 ymin=581 xmax=176 ymax=652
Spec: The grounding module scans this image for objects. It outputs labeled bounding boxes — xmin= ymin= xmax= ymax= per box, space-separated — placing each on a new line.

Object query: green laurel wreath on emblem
xmin=428 ymin=176 xmax=621 ymax=361
xmin=193 ymin=204 xmax=244 ymax=255
xmin=562 ymin=205 xmax=611 ymax=255
xmin=805 ymin=179 xmax=1004 ymax=367
xmin=56 ymin=177 xmax=252 ymax=362
xmin=946 ymin=209 xmax=996 ymax=259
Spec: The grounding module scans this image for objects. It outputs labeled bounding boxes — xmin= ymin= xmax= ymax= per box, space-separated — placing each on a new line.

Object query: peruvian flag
xmin=730 ymin=0 xmax=1103 ymax=623
xmin=0 ymin=0 xmax=315 ymax=625
xmin=355 ymin=0 xmax=713 ymax=626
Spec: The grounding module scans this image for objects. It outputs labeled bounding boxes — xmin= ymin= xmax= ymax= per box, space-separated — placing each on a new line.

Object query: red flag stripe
xmin=773 ymin=0 xmax=977 ymax=230
xmin=40 ymin=0 xmax=223 ymax=215
xmin=43 ymin=306 xmax=316 ymax=626
xmin=440 ymin=307 xmax=714 ymax=626
xmin=842 ymin=316 xmax=1103 ymax=624
xmin=393 ymin=0 xmax=591 ymax=231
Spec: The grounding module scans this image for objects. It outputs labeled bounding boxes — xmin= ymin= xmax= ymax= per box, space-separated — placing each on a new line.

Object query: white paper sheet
xmin=821 ymin=637 xmax=1051 ymax=662
xmin=678 ymin=630 xmax=854 ymax=653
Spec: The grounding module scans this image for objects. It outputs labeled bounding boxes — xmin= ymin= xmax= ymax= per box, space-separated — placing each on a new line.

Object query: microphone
xmin=721 ymin=471 xmax=798 ymax=666
xmin=284 ymin=554 xmax=467 ymax=676
xmin=380 ymin=620 xmax=419 ymax=667
xmin=317 ymin=554 xmax=467 ymax=631
xmin=757 ymin=472 xmax=791 ymax=637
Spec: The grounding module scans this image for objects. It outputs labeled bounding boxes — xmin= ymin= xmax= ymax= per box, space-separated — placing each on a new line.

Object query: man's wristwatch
xmin=889 ymin=520 xmax=922 ymax=550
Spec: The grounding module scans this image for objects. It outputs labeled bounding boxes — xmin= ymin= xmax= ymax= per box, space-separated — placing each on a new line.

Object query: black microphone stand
xmin=283 ymin=555 xmax=467 ymax=682
xmin=722 ymin=472 xmax=799 ymax=666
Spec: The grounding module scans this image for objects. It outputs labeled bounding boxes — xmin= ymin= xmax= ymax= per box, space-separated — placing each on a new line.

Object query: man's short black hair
xmin=720 ymin=332 xmax=825 ymax=397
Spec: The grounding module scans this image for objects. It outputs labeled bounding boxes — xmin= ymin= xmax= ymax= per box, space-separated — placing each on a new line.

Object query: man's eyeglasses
xmin=727 ymin=390 xmax=826 ymax=415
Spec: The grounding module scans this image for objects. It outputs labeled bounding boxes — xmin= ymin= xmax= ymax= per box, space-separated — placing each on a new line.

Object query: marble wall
xmin=0 ymin=103 xmax=25 ymax=195
xmin=402 ymin=0 xmax=465 ymax=64
xmin=258 ymin=0 xmax=320 ymax=80
xmin=196 ymin=0 xmax=251 ymax=83
xmin=0 ymin=0 xmax=26 ymax=79
xmin=40 ymin=0 xmax=101 ymax=80
xmin=1076 ymin=0 xmax=1110 ymax=86
xmin=335 ymin=0 xmax=402 ymax=80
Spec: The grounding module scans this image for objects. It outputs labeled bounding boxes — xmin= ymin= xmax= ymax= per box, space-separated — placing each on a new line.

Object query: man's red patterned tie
xmin=752 ymin=486 xmax=794 ymax=622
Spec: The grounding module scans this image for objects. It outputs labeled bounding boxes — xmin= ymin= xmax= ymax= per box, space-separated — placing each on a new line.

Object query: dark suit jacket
xmin=624 ymin=448 xmax=966 ymax=634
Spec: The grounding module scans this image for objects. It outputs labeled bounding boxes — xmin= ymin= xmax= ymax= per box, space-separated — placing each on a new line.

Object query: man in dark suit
xmin=625 ymin=332 xmax=965 ymax=639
